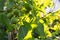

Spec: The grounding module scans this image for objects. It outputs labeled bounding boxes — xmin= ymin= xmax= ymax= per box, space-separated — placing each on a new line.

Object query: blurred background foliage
xmin=0 ymin=0 xmax=60 ymax=40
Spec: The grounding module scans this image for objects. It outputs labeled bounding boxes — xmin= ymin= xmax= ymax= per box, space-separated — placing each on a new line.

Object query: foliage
xmin=0 ymin=0 xmax=60 ymax=40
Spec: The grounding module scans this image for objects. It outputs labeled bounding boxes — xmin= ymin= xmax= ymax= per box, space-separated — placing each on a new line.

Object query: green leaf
xmin=23 ymin=21 xmax=31 ymax=30
xmin=7 ymin=0 xmax=14 ymax=10
xmin=0 ymin=13 xmax=12 ymax=32
xmin=7 ymin=13 xmax=13 ymax=19
xmin=13 ymin=9 xmax=20 ymax=16
xmin=18 ymin=25 xmax=28 ymax=40
xmin=0 ymin=0 xmax=6 ymax=11
xmin=11 ymin=17 xmax=18 ymax=24
xmin=36 ymin=23 xmax=45 ymax=39
xmin=24 ymin=3 xmax=32 ymax=12
xmin=18 ymin=22 xmax=32 ymax=40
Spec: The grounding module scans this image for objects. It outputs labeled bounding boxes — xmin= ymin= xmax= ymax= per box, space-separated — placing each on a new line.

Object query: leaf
xmin=0 ymin=13 xmax=12 ymax=31
xmin=23 ymin=21 xmax=32 ymax=30
xmin=36 ymin=23 xmax=45 ymax=38
xmin=7 ymin=13 xmax=13 ymax=19
xmin=7 ymin=0 xmax=14 ymax=10
xmin=0 ymin=0 xmax=6 ymax=11
xmin=11 ymin=17 xmax=18 ymax=24
xmin=18 ymin=25 xmax=28 ymax=40
xmin=18 ymin=21 xmax=32 ymax=40
xmin=24 ymin=3 xmax=32 ymax=12
xmin=32 ymin=28 xmax=39 ymax=38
